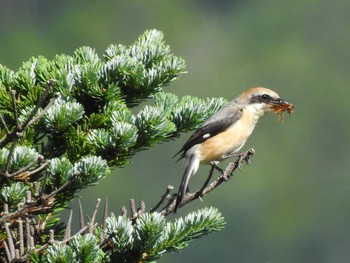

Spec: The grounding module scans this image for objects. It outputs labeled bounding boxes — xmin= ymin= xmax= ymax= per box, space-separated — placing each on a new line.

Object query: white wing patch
xmin=203 ymin=133 xmax=211 ymax=139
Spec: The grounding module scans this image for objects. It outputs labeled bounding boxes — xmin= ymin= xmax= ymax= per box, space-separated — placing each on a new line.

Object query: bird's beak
xmin=269 ymin=98 xmax=294 ymax=114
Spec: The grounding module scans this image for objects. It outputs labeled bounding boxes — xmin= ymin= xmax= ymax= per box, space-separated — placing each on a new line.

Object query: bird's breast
xmin=198 ymin=109 xmax=258 ymax=163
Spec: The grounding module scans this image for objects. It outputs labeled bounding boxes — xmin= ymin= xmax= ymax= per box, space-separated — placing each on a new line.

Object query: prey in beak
xmin=269 ymin=98 xmax=294 ymax=122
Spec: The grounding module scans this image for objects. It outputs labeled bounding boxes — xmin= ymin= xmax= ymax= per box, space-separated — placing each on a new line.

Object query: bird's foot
xmin=237 ymin=148 xmax=255 ymax=169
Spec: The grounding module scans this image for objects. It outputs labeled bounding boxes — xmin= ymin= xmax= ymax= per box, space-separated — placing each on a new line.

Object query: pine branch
xmin=0 ymin=80 xmax=57 ymax=149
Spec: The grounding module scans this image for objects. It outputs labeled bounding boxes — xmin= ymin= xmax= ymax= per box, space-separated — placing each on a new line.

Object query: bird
xmin=174 ymin=87 xmax=294 ymax=212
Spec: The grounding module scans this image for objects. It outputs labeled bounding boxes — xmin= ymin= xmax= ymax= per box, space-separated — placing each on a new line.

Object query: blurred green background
xmin=1 ymin=0 xmax=350 ymax=262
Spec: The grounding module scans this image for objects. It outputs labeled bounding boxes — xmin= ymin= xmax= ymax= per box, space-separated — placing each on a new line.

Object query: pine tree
xmin=0 ymin=29 xmax=252 ymax=262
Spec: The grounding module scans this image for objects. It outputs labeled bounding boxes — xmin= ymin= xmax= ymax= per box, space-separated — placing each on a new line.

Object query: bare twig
xmin=24 ymin=92 xmax=59 ymax=129
xmin=150 ymin=185 xmax=174 ymax=213
xmin=18 ymin=220 xmax=24 ymax=256
xmin=159 ymin=148 xmax=255 ymax=216
xmin=88 ymin=199 xmax=101 ymax=234
xmin=138 ymin=201 xmax=146 ymax=215
xmin=59 ymin=224 xmax=90 ymax=244
xmin=6 ymin=156 xmax=47 ymax=180
xmin=78 ymin=199 xmax=85 ymax=229
xmin=26 ymin=191 xmax=32 ymax=203
xmin=44 ymin=180 xmax=70 ymax=200
xmin=0 ymin=202 xmax=41 ymax=224
xmin=5 ymin=223 xmax=15 ymax=260
xmin=49 ymin=229 xmax=55 ymax=244
xmin=15 ymin=208 xmax=92 ymax=262
xmin=4 ymin=142 xmax=17 ymax=176
xmin=10 ymin=90 xmax=19 ymax=130
xmin=21 ymin=79 xmax=57 ymax=130
xmin=0 ymin=112 xmax=10 ymax=134
xmin=130 ymin=199 xmax=137 ymax=218
xmin=25 ymin=218 xmax=31 ymax=250
xmin=0 ymin=179 xmax=70 ymax=224
xmin=64 ymin=210 xmax=73 ymax=240
xmin=0 ymin=131 xmax=17 ymax=149
xmin=3 ymin=241 xmax=11 ymax=262
xmin=120 ymin=206 xmax=127 ymax=216
xmin=101 ymin=198 xmax=108 ymax=230
xmin=99 ymin=198 xmax=109 ymax=242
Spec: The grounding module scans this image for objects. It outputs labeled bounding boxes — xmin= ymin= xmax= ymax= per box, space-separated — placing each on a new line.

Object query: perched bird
xmin=174 ymin=87 xmax=294 ymax=212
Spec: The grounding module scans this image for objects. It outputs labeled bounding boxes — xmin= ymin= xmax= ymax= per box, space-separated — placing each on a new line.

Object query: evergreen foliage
xmin=0 ymin=29 xmax=227 ymax=262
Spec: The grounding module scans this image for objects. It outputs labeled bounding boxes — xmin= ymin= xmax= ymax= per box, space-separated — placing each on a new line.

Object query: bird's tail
xmin=174 ymin=155 xmax=200 ymax=213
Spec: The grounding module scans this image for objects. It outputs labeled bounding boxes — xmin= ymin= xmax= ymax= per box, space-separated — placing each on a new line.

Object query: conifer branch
xmin=0 ymin=80 xmax=57 ymax=149
xmin=21 ymin=80 xmax=57 ymax=129
xmin=0 ymin=29 xmax=228 ymax=262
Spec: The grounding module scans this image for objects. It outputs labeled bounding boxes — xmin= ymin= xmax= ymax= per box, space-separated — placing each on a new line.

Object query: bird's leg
xmin=219 ymin=152 xmax=244 ymax=170
xmin=210 ymin=160 xmax=232 ymax=182
xmin=199 ymin=162 xmax=219 ymax=197
xmin=240 ymin=148 xmax=255 ymax=165
xmin=234 ymin=148 xmax=255 ymax=170
xmin=210 ymin=161 xmax=224 ymax=175
xmin=236 ymin=154 xmax=245 ymax=170
xmin=220 ymin=148 xmax=255 ymax=170
xmin=220 ymin=152 xmax=240 ymax=161
xmin=198 ymin=165 xmax=215 ymax=197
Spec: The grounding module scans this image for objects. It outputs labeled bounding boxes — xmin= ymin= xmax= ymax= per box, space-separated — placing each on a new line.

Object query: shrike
xmin=174 ymin=87 xmax=294 ymax=211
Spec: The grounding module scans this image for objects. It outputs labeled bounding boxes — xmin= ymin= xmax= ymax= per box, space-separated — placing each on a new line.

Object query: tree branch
xmin=0 ymin=80 xmax=57 ymax=149
xmin=6 ymin=156 xmax=47 ymax=180
xmin=158 ymin=148 xmax=255 ymax=216
xmin=150 ymin=185 xmax=174 ymax=213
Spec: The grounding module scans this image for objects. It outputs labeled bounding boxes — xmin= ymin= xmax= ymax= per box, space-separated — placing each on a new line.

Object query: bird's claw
xmin=237 ymin=154 xmax=244 ymax=170
xmin=237 ymin=148 xmax=255 ymax=170
xmin=244 ymin=148 xmax=255 ymax=164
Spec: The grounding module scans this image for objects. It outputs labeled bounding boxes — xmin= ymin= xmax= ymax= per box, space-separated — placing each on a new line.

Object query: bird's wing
xmin=175 ymin=103 xmax=243 ymax=159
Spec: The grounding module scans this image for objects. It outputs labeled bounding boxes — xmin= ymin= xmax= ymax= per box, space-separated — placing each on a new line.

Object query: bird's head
xmin=237 ymin=87 xmax=294 ymax=117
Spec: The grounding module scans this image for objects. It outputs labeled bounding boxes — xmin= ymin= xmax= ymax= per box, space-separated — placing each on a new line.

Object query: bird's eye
xmin=261 ymin=94 xmax=271 ymax=102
